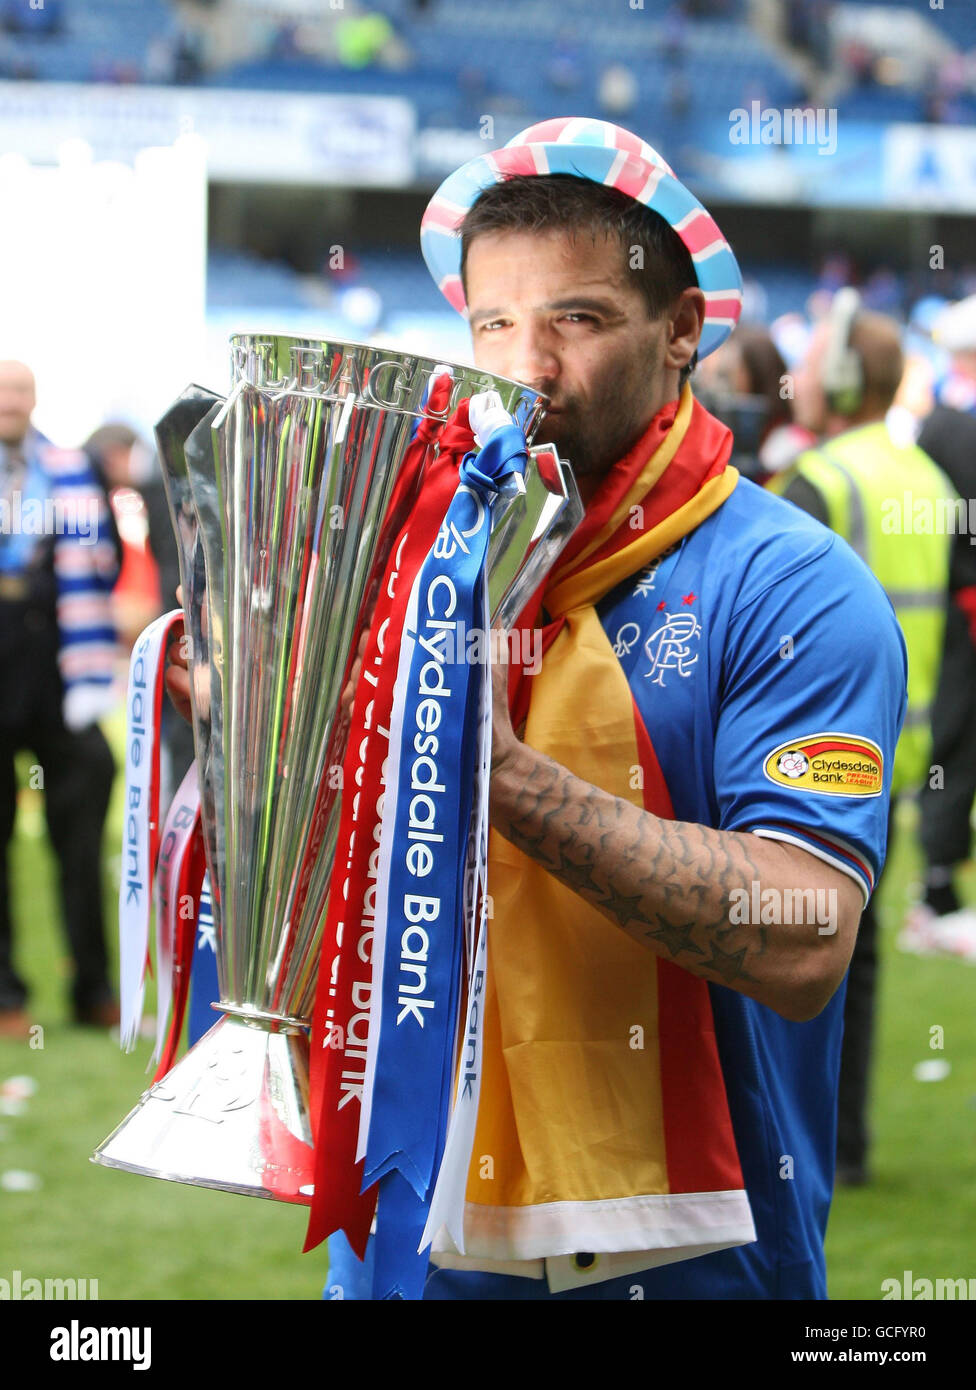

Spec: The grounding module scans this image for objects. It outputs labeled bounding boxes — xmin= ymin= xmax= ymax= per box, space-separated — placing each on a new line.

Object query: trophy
xmin=93 ymin=335 xmax=581 ymax=1204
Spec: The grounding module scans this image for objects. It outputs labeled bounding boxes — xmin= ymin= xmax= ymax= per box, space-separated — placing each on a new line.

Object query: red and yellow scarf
xmin=435 ymin=383 xmax=756 ymax=1275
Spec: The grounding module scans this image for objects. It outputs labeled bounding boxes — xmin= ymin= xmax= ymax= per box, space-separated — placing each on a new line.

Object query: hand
xmin=164 ymin=626 xmax=192 ymax=724
xmin=164 ymin=584 xmax=192 ymax=724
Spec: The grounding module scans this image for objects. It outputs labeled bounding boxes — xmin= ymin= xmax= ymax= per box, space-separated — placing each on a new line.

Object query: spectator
xmin=697 ymin=324 xmax=813 ymax=484
xmin=336 ymin=12 xmax=395 ymax=70
xmin=0 ymin=362 xmax=120 ymax=1037
xmin=84 ymin=424 xmax=161 ymax=651
xmin=771 ymin=294 xmax=956 ymax=1185
xmin=901 ymin=293 xmax=976 ymax=962
xmin=138 ymin=438 xmax=196 ymax=825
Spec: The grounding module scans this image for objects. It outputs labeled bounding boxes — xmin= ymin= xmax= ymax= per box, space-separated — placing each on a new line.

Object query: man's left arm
xmin=489 ymin=717 xmax=861 ymax=1025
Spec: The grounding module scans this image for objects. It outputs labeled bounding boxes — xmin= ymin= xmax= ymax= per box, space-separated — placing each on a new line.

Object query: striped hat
xmin=420 ymin=117 xmax=743 ymax=360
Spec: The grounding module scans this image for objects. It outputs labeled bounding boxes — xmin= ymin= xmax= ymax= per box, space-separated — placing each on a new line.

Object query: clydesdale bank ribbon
xmin=118 ymin=607 xmax=188 ymax=1051
xmin=118 ymin=613 xmax=208 ymax=1067
xmin=309 ymin=406 xmax=528 ymax=1300
xmin=363 ymin=418 xmax=524 ymax=1300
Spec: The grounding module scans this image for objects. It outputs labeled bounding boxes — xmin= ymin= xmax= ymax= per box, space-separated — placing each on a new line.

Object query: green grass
xmin=0 ymin=714 xmax=322 ymax=1300
xmin=824 ymin=801 xmax=976 ymax=1299
xmin=0 ymin=719 xmax=973 ymax=1299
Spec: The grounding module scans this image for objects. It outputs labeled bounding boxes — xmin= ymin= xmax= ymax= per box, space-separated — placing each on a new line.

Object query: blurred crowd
xmin=4 ymin=0 xmax=975 ymax=135
xmin=0 ymin=0 xmax=409 ymax=85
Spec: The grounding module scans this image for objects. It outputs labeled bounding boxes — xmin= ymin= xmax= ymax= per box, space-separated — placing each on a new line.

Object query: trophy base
xmin=91 ymin=1014 xmax=315 ymax=1206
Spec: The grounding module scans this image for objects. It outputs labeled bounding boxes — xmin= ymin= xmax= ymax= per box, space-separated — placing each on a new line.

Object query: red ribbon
xmin=304 ymin=386 xmax=476 ymax=1255
xmin=153 ymin=763 xmax=207 ymax=1082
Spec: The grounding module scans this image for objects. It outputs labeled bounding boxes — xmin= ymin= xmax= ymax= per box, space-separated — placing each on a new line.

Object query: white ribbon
xmin=420 ymin=565 xmax=493 ymax=1254
xmin=118 ymin=608 xmax=185 ymax=1052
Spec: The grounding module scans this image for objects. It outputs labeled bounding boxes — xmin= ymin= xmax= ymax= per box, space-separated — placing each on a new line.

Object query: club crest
xmin=643 ymin=610 xmax=701 ymax=686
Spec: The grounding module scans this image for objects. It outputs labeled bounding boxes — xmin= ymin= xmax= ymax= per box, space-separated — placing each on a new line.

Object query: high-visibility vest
xmin=769 ymin=422 xmax=955 ymax=796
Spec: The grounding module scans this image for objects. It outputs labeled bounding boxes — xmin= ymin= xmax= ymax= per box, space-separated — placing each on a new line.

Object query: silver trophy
xmin=93 ymin=335 xmax=581 ymax=1204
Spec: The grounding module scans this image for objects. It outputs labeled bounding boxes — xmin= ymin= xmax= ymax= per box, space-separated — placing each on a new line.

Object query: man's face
xmin=792 ymin=324 xmax=830 ymax=435
xmin=464 ymin=228 xmax=678 ymax=481
xmin=0 ymin=362 xmax=36 ymax=447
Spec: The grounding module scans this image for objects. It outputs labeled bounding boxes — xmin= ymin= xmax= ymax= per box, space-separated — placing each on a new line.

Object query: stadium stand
xmin=0 ymin=0 xmax=175 ymax=82
xmin=3 ymin=0 xmax=973 ymax=134
xmin=0 ymin=0 xmax=802 ymax=130
xmin=205 ymin=243 xmax=826 ymax=335
xmin=3 ymin=1 xmax=973 ymax=349
xmin=839 ymin=0 xmax=974 ymax=52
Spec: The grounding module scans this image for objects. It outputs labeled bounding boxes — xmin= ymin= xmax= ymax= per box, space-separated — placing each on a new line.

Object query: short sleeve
xmin=713 ymin=537 xmax=907 ymax=903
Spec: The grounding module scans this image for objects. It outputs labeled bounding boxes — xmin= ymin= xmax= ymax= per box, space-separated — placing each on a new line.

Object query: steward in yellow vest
xmin=770 ymin=422 xmax=955 ymax=797
xmin=775 ymin=295 xmax=957 ymax=1186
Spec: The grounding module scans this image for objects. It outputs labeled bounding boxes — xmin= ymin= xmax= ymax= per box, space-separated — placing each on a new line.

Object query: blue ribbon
xmin=188 ymin=873 xmax=219 ymax=1045
xmin=364 ymin=423 xmax=527 ymax=1300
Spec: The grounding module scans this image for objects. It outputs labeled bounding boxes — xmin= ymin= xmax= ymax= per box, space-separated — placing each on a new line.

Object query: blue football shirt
xmin=330 ymin=477 xmax=907 ymax=1300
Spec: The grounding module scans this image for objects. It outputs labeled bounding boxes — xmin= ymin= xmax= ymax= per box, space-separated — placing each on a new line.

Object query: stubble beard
xmin=538 ymin=404 xmax=650 ymax=483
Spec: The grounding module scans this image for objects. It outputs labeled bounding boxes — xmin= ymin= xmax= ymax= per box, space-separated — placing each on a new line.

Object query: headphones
xmin=821 ymin=287 xmax=864 ymax=417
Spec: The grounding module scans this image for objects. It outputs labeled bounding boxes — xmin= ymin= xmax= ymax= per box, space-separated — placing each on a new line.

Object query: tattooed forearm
xmin=489 ymin=742 xmax=861 ymax=1020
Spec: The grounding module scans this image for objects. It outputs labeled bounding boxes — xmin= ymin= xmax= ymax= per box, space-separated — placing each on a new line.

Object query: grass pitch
xmin=0 ymin=721 xmax=972 ymax=1300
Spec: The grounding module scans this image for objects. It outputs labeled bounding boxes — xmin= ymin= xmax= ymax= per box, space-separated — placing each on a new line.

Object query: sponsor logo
xmin=764 ymin=733 xmax=883 ymax=797
xmin=612 ymin=621 xmax=641 ymax=657
xmin=633 ymin=554 xmax=668 ymax=598
xmin=777 ymin=750 xmax=808 ymax=779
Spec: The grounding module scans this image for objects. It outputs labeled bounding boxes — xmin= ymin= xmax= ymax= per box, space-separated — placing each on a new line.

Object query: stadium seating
xmin=0 ymin=0 xmax=173 ymax=81
xmin=0 ymin=0 xmax=800 ymax=135
xmin=839 ymin=0 xmax=974 ymax=52
xmin=1 ymin=0 xmax=971 ymax=136
xmin=206 ymin=243 xmax=823 ymax=343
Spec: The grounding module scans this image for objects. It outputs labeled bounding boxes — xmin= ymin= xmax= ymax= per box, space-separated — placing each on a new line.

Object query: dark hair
xmin=459 ymin=174 xmax=700 ymax=382
xmin=460 ymin=173 xmax=698 ymax=319
xmin=84 ymin=422 xmax=138 ymax=459
xmin=849 ymin=313 xmax=905 ymax=412
xmin=733 ymin=325 xmax=792 ymax=429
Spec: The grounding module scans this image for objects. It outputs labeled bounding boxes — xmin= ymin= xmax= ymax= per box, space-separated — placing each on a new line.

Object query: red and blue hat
xmin=420 ymin=116 xmax=743 ymax=360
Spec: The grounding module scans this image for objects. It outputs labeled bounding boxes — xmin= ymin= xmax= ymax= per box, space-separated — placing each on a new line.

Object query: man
xmin=771 ymin=294 xmax=955 ymax=1185
xmin=693 ymin=323 xmax=813 ymax=484
xmin=167 ymin=120 xmax=907 ymax=1299
xmin=902 ymin=293 xmax=976 ymax=961
xmin=0 ymin=360 xmax=120 ymax=1035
